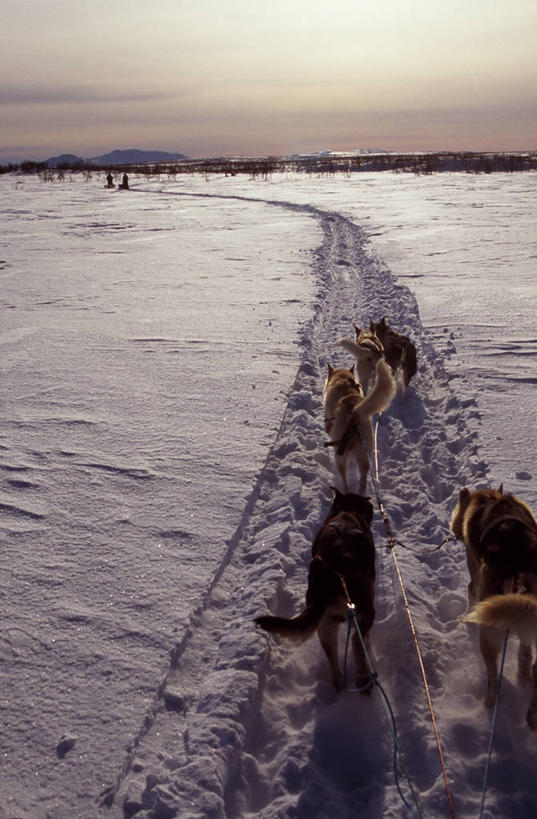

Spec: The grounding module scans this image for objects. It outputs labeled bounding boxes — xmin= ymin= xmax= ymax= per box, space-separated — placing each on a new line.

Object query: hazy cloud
xmin=0 ymin=86 xmax=175 ymax=106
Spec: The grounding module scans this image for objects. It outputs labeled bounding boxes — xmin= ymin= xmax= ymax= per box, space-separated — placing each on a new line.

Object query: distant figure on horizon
xmin=106 ymin=172 xmax=114 ymax=188
xmin=119 ymin=173 xmax=129 ymax=190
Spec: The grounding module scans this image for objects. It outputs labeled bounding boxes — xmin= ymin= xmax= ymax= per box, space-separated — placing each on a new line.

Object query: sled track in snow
xmin=104 ymin=192 xmax=488 ymax=818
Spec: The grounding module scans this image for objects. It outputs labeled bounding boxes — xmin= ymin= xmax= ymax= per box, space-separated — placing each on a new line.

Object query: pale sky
xmin=1 ymin=0 xmax=536 ymax=162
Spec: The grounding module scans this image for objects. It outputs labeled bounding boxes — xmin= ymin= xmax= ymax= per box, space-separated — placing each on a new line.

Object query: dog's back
xmin=456 ymin=488 xmax=537 ymax=574
xmin=255 ymin=493 xmax=375 ymax=640
xmin=324 ymin=360 xmax=395 ymax=436
xmin=312 ymin=503 xmax=376 ymax=627
xmin=323 ymin=360 xmax=395 ymax=494
xmin=322 ymin=364 xmax=363 ymax=439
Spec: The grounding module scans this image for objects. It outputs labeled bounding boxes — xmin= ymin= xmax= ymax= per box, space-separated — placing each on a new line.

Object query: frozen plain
xmin=1 ymin=169 xmax=536 ymax=818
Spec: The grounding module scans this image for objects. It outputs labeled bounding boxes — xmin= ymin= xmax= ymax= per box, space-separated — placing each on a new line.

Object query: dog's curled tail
xmin=336 ymin=338 xmax=367 ymax=357
xmin=464 ymin=593 xmax=537 ymax=642
xmin=357 ymin=358 xmax=396 ymax=417
xmin=335 ymin=337 xmax=383 ymax=359
xmin=335 ymin=338 xmax=359 ymax=359
xmin=255 ymin=606 xmax=323 ymax=642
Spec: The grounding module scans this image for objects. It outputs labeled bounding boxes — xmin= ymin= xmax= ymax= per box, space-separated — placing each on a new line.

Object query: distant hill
xmin=89 ymin=149 xmax=187 ymax=165
xmin=45 ymin=154 xmax=86 ymax=168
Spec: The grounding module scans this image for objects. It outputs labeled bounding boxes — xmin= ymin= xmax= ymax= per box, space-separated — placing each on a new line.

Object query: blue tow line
xmin=479 ymin=630 xmax=509 ymax=819
xmin=343 ymin=604 xmax=425 ymax=816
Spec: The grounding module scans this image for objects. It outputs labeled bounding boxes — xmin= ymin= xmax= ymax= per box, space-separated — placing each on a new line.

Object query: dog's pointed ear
xmin=353 ymin=323 xmax=361 ymax=339
xmin=369 ymin=319 xmax=375 ymax=333
xmin=498 ymin=483 xmax=504 ymax=494
xmin=379 ymin=317 xmax=387 ymax=329
xmin=327 ymin=363 xmax=334 ymax=377
xmin=348 ymin=364 xmax=355 ymax=375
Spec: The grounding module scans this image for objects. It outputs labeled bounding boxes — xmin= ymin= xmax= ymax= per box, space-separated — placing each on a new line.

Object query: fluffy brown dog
xmin=323 ymin=359 xmax=396 ymax=495
xmin=451 ymin=485 xmax=537 ymax=728
xmin=370 ymin=317 xmax=417 ymax=388
xmin=255 ymin=490 xmax=376 ymax=691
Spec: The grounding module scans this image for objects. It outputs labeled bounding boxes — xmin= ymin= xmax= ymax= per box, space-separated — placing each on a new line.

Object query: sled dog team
xmin=256 ymin=318 xmax=537 ymax=730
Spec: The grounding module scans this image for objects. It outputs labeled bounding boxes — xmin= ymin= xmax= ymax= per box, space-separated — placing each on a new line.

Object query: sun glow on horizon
xmin=1 ymin=0 xmax=536 ymax=161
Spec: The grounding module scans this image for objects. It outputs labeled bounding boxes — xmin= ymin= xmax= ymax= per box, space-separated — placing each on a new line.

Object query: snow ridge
xmin=107 ymin=195 xmax=493 ymax=818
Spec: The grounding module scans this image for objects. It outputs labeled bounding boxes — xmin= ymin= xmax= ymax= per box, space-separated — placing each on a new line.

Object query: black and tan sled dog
xmin=371 ymin=317 xmax=417 ymax=388
xmin=255 ymin=489 xmax=376 ymax=691
xmin=451 ymin=485 xmax=537 ymax=728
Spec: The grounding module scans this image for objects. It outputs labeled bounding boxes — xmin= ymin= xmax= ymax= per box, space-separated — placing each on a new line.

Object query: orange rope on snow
xmin=387 ymin=542 xmax=457 ymax=819
xmin=372 ymin=416 xmax=458 ymax=819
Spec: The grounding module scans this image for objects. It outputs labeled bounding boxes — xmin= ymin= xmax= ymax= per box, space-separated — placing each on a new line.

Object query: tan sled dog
xmin=335 ymin=325 xmax=385 ymax=394
xmin=255 ymin=490 xmax=376 ymax=691
xmin=451 ymin=486 xmax=537 ymax=728
xmin=371 ymin=318 xmax=417 ymax=388
xmin=323 ymin=358 xmax=396 ymax=495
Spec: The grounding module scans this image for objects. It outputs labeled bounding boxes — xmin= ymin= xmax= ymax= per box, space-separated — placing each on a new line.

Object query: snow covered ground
xmin=1 ymin=169 xmax=536 ymax=818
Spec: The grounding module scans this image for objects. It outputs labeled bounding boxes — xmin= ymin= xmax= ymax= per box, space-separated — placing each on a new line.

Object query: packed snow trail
xmin=102 ymin=191 xmax=537 ymax=819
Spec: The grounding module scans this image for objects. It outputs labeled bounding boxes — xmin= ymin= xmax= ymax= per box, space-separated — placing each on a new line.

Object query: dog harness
xmin=324 ymin=417 xmax=365 ymax=456
xmin=326 ymin=520 xmax=363 ymax=539
xmin=313 ymin=515 xmax=371 ymax=589
xmin=478 ymin=513 xmax=537 ymax=546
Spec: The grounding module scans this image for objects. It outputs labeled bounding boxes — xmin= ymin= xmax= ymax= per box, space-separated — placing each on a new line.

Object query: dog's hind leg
xmin=517 ymin=641 xmax=533 ymax=687
xmin=317 ymin=614 xmax=344 ymax=690
xmin=335 ymin=453 xmax=350 ymax=494
xmin=526 ymin=644 xmax=537 ymax=730
xmin=479 ymin=625 xmax=505 ymax=707
xmin=356 ymin=450 xmax=370 ymax=496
